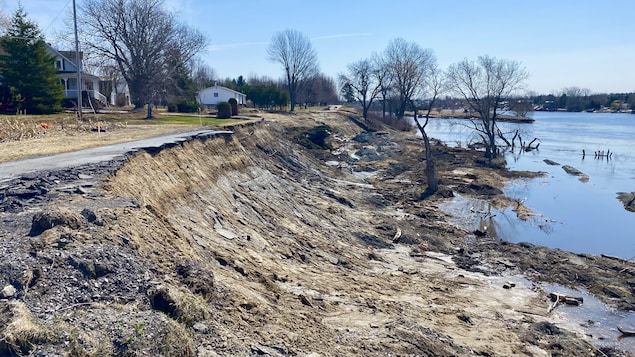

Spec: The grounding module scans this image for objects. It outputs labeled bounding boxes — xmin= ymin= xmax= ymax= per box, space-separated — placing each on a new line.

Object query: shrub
xmin=216 ymin=102 xmax=231 ymax=119
xmin=167 ymin=104 xmax=178 ymax=113
xmin=176 ymin=100 xmax=199 ymax=113
xmin=228 ymin=98 xmax=238 ymax=116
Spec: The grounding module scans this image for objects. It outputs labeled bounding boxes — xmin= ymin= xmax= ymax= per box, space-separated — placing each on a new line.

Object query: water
xmin=424 ymin=112 xmax=635 ymax=259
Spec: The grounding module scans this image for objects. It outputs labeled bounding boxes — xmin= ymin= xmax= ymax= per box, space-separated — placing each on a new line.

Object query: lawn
xmin=154 ymin=114 xmax=247 ymax=126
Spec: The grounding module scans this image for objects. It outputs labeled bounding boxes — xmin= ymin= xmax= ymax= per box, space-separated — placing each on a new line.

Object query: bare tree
xmin=446 ymin=55 xmax=528 ymax=160
xmin=338 ymin=56 xmax=384 ymax=121
xmin=509 ymin=96 xmax=534 ymax=118
xmin=191 ymin=59 xmax=218 ymax=90
xmin=413 ymin=64 xmax=445 ymax=196
xmin=80 ymin=0 xmax=208 ymax=117
xmin=267 ymin=29 xmax=318 ymax=112
xmin=383 ymin=38 xmax=435 ymax=119
xmin=0 ymin=1 xmax=9 ymax=34
xmin=373 ymin=54 xmax=393 ymax=118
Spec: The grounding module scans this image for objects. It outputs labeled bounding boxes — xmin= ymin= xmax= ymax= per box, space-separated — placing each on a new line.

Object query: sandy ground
xmin=0 ymin=108 xmax=633 ymax=356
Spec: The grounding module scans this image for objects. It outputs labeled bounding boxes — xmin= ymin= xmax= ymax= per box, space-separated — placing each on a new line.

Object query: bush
xmin=228 ymin=98 xmax=238 ymax=116
xmin=167 ymin=104 xmax=178 ymax=112
xmin=176 ymin=100 xmax=199 ymax=113
xmin=216 ymin=102 xmax=231 ymax=119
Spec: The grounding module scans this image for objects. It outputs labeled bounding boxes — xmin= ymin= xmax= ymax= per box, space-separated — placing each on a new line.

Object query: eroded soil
xmin=1 ymin=109 xmax=634 ymax=356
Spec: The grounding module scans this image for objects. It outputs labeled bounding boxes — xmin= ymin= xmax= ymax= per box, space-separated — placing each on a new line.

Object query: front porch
xmin=59 ymin=75 xmax=108 ymax=108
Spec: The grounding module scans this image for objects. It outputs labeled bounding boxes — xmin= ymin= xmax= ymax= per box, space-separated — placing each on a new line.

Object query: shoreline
xmin=0 ymin=109 xmax=634 ymax=355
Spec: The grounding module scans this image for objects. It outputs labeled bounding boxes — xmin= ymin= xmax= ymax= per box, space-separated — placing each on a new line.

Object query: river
xmin=424 ymin=111 xmax=635 ymax=259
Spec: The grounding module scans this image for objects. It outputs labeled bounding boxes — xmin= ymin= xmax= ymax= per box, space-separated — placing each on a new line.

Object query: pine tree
xmin=0 ymin=6 xmax=63 ymax=114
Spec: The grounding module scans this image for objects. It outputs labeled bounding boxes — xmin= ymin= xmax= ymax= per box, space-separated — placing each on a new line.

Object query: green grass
xmin=154 ymin=115 xmax=249 ymax=126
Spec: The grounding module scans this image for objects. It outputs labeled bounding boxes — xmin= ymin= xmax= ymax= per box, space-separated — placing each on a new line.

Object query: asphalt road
xmin=0 ymin=129 xmax=233 ymax=183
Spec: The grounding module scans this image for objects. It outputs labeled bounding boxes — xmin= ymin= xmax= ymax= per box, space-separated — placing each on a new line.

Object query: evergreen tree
xmin=0 ymin=7 xmax=62 ymax=114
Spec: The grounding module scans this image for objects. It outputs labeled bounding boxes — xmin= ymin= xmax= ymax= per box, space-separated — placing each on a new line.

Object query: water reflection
xmin=429 ymin=112 xmax=635 ymax=259
xmin=542 ymin=283 xmax=635 ymax=352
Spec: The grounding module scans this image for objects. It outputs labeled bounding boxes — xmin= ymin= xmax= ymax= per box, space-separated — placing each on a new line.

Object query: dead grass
xmin=0 ymin=301 xmax=54 ymax=355
xmin=0 ymin=109 xmax=264 ymax=162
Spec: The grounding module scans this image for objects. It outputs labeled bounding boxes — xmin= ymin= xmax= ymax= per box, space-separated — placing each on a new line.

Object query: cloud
xmin=312 ymin=33 xmax=372 ymax=41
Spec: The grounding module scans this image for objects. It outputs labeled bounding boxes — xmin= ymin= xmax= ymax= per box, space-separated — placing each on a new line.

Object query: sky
xmin=3 ymin=0 xmax=635 ymax=95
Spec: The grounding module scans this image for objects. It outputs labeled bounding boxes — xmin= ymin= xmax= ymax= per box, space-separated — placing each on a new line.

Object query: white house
xmin=197 ymin=85 xmax=247 ymax=106
xmin=47 ymin=45 xmax=109 ymax=107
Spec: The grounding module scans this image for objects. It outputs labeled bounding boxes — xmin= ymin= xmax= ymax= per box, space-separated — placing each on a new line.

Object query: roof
xmin=200 ymin=85 xmax=246 ymax=97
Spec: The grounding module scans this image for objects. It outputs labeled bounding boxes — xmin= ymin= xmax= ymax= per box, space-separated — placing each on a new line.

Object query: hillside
xmin=1 ymin=109 xmax=633 ymax=356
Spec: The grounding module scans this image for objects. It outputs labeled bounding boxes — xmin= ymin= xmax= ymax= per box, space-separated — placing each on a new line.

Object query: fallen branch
xmin=548 ymin=292 xmax=584 ymax=312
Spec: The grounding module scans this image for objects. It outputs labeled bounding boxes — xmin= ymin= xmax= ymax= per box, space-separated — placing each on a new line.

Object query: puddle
xmin=442 ymin=194 xmax=635 ymax=352
xmin=441 ymin=193 xmax=557 ymax=241
xmin=542 ymin=284 xmax=635 ymax=352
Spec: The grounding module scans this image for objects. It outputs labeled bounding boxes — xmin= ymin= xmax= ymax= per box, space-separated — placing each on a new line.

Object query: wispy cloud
xmin=312 ymin=33 xmax=372 ymax=41
xmin=208 ymin=41 xmax=270 ymax=51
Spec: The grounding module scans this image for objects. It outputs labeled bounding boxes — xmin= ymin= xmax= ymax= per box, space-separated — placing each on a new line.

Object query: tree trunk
xmin=411 ymin=102 xmax=438 ymax=197
xmin=422 ymin=130 xmax=438 ymax=193
xmin=146 ymin=102 xmax=153 ymax=119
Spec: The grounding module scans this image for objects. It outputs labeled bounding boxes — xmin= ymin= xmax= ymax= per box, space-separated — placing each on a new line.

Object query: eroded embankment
xmin=1 ymin=114 xmax=627 ymax=356
xmin=103 ymin=119 xmax=602 ymax=356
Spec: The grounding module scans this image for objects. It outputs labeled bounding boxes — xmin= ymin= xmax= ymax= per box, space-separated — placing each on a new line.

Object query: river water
xmin=424 ymin=111 xmax=635 ymax=259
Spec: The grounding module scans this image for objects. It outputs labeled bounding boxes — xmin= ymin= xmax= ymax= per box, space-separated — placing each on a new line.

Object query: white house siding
xmin=197 ymin=86 xmax=247 ymax=106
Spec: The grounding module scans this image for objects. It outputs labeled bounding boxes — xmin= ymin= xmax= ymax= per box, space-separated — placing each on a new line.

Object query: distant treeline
xmin=435 ymin=89 xmax=634 ymax=113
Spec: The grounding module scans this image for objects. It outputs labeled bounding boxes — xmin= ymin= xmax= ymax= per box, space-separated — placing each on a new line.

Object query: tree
xmin=383 ymin=38 xmax=435 ymax=119
xmin=191 ymin=60 xmax=218 ymax=90
xmin=0 ymin=7 xmax=63 ymax=114
xmin=267 ymin=29 xmax=318 ymax=112
xmin=338 ymin=57 xmax=384 ymax=121
xmin=0 ymin=1 xmax=9 ymax=33
xmin=413 ymin=65 xmax=444 ymax=197
xmin=297 ymin=73 xmax=338 ymax=106
xmin=446 ymin=55 xmax=528 ymax=160
xmin=80 ymin=0 xmax=208 ymax=117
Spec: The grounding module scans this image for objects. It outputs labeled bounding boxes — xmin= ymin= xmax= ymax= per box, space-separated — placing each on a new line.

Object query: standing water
xmin=425 ymin=111 xmax=635 ymax=259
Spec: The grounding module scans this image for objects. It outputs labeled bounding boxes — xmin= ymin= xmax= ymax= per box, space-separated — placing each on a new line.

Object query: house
xmin=99 ymin=76 xmax=131 ymax=107
xmin=47 ymin=45 xmax=110 ymax=107
xmin=197 ymin=85 xmax=247 ymax=107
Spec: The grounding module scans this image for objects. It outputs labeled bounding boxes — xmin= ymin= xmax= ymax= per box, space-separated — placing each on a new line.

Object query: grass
xmin=154 ymin=114 xmax=248 ymax=126
xmin=0 ymin=109 xmax=262 ymax=162
xmin=0 ymin=301 xmax=55 ymax=355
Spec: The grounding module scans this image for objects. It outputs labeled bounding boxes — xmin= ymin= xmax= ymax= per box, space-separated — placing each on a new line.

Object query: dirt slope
xmin=0 ymin=109 xmax=633 ymax=356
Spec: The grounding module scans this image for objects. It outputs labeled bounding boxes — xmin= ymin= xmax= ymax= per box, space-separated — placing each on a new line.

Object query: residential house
xmin=47 ymin=45 xmax=110 ymax=108
xmin=197 ymin=85 xmax=247 ymax=107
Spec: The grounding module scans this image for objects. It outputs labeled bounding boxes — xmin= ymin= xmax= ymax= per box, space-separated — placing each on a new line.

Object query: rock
xmin=193 ymin=322 xmax=209 ymax=333
xmin=1 ymin=284 xmax=17 ymax=298
xmin=215 ymin=228 xmax=237 ymax=240
xmin=543 ymin=159 xmax=560 ymax=166
xmin=616 ymin=192 xmax=635 ymax=212
xmin=562 ymin=165 xmax=589 ymax=182
xmin=80 ymin=208 xmax=97 ymax=222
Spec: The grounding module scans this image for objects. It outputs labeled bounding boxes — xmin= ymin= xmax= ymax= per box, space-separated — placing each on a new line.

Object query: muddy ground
xmin=1 ymin=108 xmax=634 ymax=356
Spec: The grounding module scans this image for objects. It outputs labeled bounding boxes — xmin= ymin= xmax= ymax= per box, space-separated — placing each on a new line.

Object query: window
xmin=213 ymin=93 xmax=219 ymax=97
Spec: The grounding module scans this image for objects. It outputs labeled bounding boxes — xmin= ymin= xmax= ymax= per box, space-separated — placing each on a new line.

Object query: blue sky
xmin=5 ymin=0 xmax=635 ymax=94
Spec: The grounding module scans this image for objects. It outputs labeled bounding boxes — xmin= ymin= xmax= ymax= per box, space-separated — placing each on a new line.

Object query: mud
xmin=0 ymin=110 xmax=633 ymax=356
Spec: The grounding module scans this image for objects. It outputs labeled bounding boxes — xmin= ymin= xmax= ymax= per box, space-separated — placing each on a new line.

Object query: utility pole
xmin=72 ymin=0 xmax=82 ymax=120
